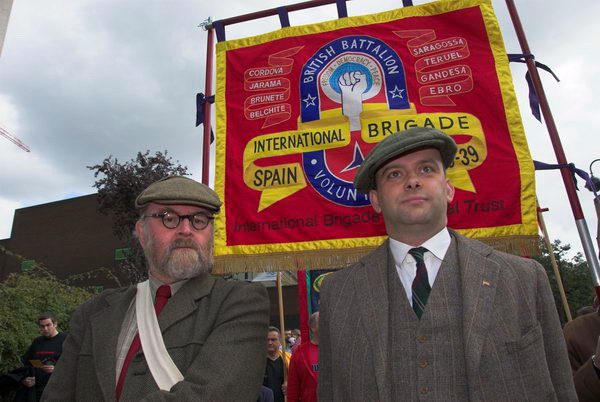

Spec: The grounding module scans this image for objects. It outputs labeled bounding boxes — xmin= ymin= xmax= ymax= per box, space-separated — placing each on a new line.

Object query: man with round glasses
xmin=144 ymin=211 xmax=214 ymax=231
xmin=43 ymin=176 xmax=270 ymax=401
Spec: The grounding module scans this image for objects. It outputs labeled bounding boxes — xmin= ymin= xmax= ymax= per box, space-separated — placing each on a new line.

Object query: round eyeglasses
xmin=142 ymin=211 xmax=214 ymax=231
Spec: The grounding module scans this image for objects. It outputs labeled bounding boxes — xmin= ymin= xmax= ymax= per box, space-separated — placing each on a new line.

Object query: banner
xmin=297 ymin=270 xmax=336 ymax=342
xmin=214 ymin=0 xmax=537 ymax=273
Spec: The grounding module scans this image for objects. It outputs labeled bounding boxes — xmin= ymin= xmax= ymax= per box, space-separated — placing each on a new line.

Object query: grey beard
xmin=144 ymin=235 xmax=214 ymax=281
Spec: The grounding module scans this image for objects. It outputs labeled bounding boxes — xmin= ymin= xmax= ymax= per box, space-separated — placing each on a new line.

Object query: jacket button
xmin=416 ymin=335 xmax=427 ymax=343
xmin=420 ymin=386 xmax=429 ymax=394
xmin=419 ymin=360 xmax=428 ymax=368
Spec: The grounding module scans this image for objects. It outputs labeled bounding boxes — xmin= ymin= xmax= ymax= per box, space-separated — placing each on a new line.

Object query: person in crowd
xmin=287 ymin=312 xmax=319 ymax=402
xmin=285 ymin=329 xmax=294 ymax=353
xmin=564 ymin=296 xmax=600 ymax=401
xmin=291 ymin=328 xmax=301 ymax=353
xmin=21 ymin=313 xmax=67 ymax=401
xmin=43 ymin=176 xmax=269 ymax=400
xmin=264 ymin=326 xmax=290 ymax=402
xmin=318 ymin=127 xmax=577 ymax=401
xmin=257 ymin=385 xmax=274 ymax=402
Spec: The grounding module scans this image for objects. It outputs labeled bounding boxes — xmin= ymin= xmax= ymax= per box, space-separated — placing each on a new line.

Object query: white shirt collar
xmin=389 ymin=227 xmax=451 ymax=266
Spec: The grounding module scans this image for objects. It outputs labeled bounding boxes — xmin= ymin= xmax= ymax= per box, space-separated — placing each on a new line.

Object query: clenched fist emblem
xmin=339 ymin=71 xmax=367 ymax=130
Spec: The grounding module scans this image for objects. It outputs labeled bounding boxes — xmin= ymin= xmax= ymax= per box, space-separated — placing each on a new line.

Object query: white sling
xmin=136 ymin=280 xmax=184 ymax=391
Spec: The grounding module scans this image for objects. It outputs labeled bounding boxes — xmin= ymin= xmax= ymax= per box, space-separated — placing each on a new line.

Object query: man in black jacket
xmin=21 ymin=313 xmax=67 ymax=401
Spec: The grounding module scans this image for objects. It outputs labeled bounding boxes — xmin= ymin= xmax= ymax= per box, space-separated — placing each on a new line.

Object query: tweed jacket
xmin=41 ymin=274 xmax=270 ymax=401
xmin=317 ymin=230 xmax=577 ymax=402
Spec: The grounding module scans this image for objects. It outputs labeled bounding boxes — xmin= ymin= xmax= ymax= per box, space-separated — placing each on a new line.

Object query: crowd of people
xmin=261 ymin=314 xmax=320 ymax=402
xmin=0 ymin=126 xmax=598 ymax=401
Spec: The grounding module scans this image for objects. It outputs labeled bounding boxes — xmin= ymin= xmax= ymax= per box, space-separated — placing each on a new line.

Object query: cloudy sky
xmin=1 ymin=0 xmax=599 ymax=261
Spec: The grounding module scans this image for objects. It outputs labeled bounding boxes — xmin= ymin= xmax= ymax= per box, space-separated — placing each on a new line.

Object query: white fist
xmin=338 ymin=71 xmax=367 ymax=130
xmin=338 ymin=71 xmax=368 ymax=95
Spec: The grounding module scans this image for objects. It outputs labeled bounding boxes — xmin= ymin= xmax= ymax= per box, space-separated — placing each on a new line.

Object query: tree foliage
xmin=0 ymin=268 xmax=94 ymax=374
xmin=88 ymin=151 xmax=189 ymax=241
xmin=533 ymin=238 xmax=596 ymax=323
xmin=87 ymin=151 xmax=189 ymax=283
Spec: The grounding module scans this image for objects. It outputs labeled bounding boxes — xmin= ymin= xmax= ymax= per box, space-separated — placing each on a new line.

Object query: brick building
xmin=0 ymin=194 xmax=128 ymax=288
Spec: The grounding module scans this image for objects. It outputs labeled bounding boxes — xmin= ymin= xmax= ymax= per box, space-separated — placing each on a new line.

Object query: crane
xmin=0 ymin=124 xmax=30 ymax=152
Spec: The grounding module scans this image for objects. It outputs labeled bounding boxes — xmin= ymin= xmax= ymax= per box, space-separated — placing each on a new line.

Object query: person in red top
xmin=287 ymin=312 xmax=319 ymax=402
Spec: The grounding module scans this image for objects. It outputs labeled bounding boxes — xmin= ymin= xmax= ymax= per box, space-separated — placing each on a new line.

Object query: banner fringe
xmin=476 ymin=235 xmax=539 ymax=257
xmin=213 ymin=246 xmax=377 ymax=274
xmin=213 ymin=235 xmax=540 ymax=274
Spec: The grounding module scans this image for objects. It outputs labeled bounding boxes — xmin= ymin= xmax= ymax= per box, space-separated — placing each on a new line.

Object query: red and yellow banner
xmin=214 ymin=0 xmax=537 ymax=273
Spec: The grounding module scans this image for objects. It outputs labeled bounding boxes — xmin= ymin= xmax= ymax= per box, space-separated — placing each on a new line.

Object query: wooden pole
xmin=277 ymin=272 xmax=288 ymax=387
xmin=538 ymin=202 xmax=572 ymax=321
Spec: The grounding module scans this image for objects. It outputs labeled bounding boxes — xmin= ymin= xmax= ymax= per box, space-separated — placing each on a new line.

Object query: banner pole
xmin=538 ymin=203 xmax=572 ymax=321
xmin=595 ymin=197 xmax=600 ymax=259
xmin=505 ymin=0 xmax=600 ymax=299
xmin=201 ymin=27 xmax=215 ymax=185
xmin=217 ymin=0 xmax=351 ymax=28
xmin=277 ymin=272 xmax=288 ymax=388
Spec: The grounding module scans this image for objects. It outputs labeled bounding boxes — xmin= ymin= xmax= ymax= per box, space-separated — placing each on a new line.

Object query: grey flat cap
xmin=135 ymin=176 xmax=222 ymax=212
xmin=353 ymin=126 xmax=457 ymax=193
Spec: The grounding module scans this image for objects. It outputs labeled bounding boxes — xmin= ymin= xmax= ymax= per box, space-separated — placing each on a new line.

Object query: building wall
xmin=0 ymin=0 xmax=14 ymax=57
xmin=0 ymin=194 xmax=128 ymax=288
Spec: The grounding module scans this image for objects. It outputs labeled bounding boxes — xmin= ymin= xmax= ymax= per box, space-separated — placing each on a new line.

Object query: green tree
xmin=0 ymin=267 xmax=94 ymax=374
xmin=87 ymin=151 xmax=189 ymax=283
xmin=533 ymin=238 xmax=596 ymax=323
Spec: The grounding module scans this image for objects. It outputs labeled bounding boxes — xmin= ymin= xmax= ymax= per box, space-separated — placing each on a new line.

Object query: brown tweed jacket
xmin=318 ymin=230 xmax=577 ymax=401
xmin=41 ymin=274 xmax=269 ymax=401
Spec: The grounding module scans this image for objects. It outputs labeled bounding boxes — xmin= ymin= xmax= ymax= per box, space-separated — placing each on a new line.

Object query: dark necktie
xmin=115 ymin=285 xmax=172 ymax=400
xmin=409 ymin=247 xmax=431 ymax=319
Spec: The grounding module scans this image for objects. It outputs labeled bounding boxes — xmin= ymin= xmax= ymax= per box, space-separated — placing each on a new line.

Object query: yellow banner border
xmin=215 ymin=221 xmax=535 ymax=257
xmin=478 ymin=3 xmax=537 ymax=239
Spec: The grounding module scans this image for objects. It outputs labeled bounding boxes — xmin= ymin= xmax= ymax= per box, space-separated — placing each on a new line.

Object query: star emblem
xmin=388 ymin=86 xmax=405 ymax=99
xmin=302 ymin=93 xmax=317 ymax=107
xmin=341 ymin=141 xmax=365 ymax=173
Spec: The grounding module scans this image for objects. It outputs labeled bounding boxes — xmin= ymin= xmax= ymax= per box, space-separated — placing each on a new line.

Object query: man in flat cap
xmin=317 ymin=127 xmax=576 ymax=401
xmin=43 ymin=176 xmax=270 ymax=401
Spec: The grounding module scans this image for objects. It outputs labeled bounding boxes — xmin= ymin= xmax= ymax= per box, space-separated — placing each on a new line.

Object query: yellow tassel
xmin=212 ymin=235 xmax=539 ymax=274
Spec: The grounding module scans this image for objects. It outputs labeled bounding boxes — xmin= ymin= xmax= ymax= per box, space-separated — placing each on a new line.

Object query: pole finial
xmin=199 ymin=17 xmax=213 ymax=30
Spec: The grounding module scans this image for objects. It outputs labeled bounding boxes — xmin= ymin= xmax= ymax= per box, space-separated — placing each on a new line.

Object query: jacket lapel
xmin=87 ymin=274 xmax=214 ymax=400
xmin=158 ymin=273 xmax=215 ymax=332
xmin=453 ymin=231 xmax=500 ymax=385
xmin=91 ymin=286 xmax=137 ymax=401
xmin=353 ymin=241 xmax=392 ymax=401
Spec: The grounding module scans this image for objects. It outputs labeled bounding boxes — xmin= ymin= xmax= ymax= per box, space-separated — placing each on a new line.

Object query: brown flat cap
xmin=353 ymin=126 xmax=457 ymax=193
xmin=135 ymin=176 xmax=222 ymax=212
